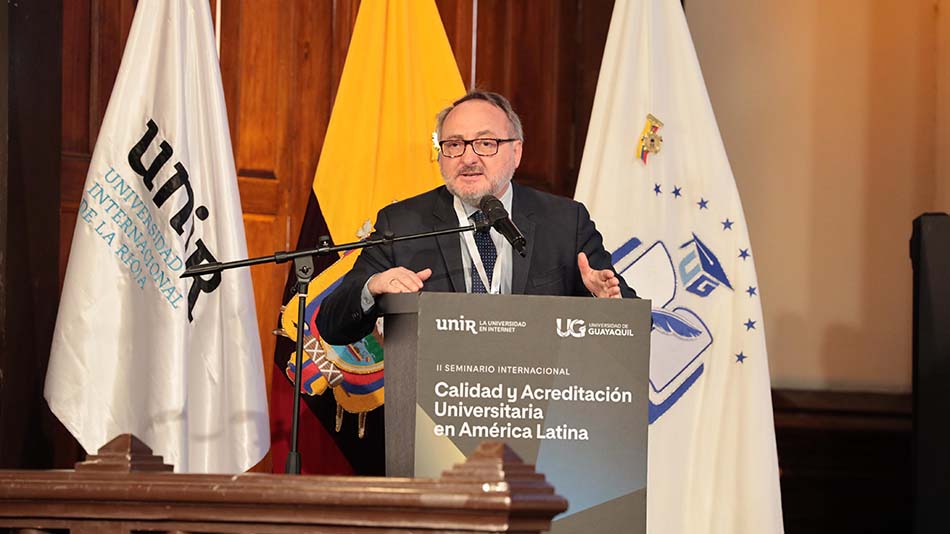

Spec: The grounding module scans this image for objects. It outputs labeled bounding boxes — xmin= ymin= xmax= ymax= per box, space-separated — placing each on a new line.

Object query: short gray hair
xmin=435 ymin=91 xmax=524 ymax=142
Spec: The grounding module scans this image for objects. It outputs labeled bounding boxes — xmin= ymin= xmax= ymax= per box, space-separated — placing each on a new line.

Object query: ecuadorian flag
xmin=269 ymin=0 xmax=465 ymax=475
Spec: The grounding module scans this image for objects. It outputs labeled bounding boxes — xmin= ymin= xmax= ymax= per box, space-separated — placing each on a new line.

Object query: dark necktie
xmin=470 ymin=210 xmax=497 ymax=293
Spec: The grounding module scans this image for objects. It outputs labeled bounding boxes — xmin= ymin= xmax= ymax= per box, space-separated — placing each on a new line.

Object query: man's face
xmin=439 ymin=99 xmax=523 ymax=206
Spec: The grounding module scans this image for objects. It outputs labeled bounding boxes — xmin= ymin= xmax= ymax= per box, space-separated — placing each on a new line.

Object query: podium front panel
xmin=384 ymin=293 xmax=650 ymax=534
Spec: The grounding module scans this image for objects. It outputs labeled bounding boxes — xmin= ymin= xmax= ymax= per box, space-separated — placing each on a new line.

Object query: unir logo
xmin=435 ymin=315 xmax=478 ymax=335
xmin=128 ymin=119 xmax=220 ymax=322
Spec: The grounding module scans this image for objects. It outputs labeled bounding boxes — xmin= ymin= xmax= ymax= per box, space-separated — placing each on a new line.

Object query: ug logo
xmin=610 ymin=234 xmax=723 ymax=423
xmin=556 ymin=318 xmax=586 ymax=338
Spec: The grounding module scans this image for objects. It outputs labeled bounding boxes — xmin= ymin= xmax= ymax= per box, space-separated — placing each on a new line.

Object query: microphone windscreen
xmin=478 ymin=195 xmax=507 ymax=222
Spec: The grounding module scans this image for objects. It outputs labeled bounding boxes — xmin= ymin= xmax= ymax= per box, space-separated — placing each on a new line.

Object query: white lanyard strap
xmin=462 ymin=223 xmax=502 ymax=294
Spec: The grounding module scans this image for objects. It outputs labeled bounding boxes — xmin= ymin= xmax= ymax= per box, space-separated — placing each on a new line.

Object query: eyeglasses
xmin=439 ymin=138 xmax=518 ymax=158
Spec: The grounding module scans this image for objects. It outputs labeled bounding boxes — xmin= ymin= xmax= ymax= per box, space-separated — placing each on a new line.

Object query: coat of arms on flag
xmin=277 ymin=251 xmax=385 ymax=437
xmin=637 ymin=114 xmax=664 ymax=163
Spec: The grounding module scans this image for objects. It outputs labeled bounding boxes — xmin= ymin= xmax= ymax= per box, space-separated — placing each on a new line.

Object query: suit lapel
xmin=432 ymin=188 xmax=466 ymax=292
xmin=511 ymin=184 xmax=536 ymax=295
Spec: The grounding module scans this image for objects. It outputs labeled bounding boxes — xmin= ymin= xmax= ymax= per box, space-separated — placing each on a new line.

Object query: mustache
xmin=457 ymin=165 xmax=484 ymax=176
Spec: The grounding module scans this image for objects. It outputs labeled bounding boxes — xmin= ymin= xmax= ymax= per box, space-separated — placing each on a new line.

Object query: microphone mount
xmin=179 ymin=219 xmax=488 ymax=474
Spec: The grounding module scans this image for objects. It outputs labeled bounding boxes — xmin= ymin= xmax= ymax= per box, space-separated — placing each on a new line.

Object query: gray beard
xmin=451 ymin=189 xmax=487 ymax=208
xmin=445 ymin=175 xmax=513 ymax=208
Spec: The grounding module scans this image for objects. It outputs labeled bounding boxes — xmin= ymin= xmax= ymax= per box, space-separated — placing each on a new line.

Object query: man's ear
xmin=513 ymin=140 xmax=523 ymax=168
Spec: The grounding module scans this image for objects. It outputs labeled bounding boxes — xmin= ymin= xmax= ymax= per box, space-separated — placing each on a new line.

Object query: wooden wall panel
xmin=90 ymin=0 xmax=136 ymax=150
xmin=227 ymin=7 xmax=288 ymax=180
xmin=59 ymin=0 xmax=137 ymax=287
xmin=462 ymin=0 xmax=613 ymax=197
xmin=574 ymin=0 xmax=616 ymax=181
xmin=60 ymin=0 xmax=91 ymax=286
xmin=61 ymin=0 xmax=91 ymax=155
xmin=435 ymin=0 xmax=474 ymax=88
xmin=54 ymin=0 xmax=98 ymax=465
xmin=218 ymin=1 xmax=291 ymax=406
xmin=217 ymin=0 xmax=362 ymax=471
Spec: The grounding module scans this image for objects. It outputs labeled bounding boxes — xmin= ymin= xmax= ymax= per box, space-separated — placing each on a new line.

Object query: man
xmin=316 ymin=91 xmax=636 ymax=345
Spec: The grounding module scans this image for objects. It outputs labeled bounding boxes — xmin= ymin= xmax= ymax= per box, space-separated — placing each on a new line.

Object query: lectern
xmin=379 ymin=293 xmax=652 ymax=534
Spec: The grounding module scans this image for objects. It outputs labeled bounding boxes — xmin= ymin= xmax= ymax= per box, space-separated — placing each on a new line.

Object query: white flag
xmin=45 ymin=0 xmax=269 ymax=474
xmin=575 ymin=1 xmax=784 ymax=532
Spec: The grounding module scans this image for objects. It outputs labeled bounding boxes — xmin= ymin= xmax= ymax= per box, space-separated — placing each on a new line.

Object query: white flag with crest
xmin=45 ymin=0 xmax=269 ymax=473
xmin=575 ymin=0 xmax=784 ymax=532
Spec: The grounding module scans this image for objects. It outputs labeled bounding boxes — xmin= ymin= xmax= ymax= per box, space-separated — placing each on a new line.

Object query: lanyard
xmin=461 ymin=225 xmax=503 ymax=294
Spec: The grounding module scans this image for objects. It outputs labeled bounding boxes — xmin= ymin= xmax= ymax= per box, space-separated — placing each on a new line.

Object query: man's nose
xmin=461 ymin=143 xmax=480 ymax=164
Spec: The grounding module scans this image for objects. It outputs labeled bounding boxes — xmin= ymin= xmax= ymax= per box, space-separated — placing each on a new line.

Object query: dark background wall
xmin=0 ymin=0 xmax=68 ymax=469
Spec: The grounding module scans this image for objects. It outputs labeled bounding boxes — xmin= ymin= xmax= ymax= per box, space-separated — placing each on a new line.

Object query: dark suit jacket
xmin=315 ymin=183 xmax=636 ymax=344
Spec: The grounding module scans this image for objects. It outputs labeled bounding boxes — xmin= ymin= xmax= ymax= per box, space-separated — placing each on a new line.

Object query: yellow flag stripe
xmin=313 ymin=0 xmax=466 ymax=244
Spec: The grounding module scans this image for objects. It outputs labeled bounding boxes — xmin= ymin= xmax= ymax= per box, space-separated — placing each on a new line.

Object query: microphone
xmin=479 ymin=195 xmax=527 ymax=257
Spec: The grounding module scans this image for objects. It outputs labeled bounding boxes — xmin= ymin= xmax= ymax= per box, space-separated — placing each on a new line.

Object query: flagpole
xmin=470 ymin=0 xmax=478 ymax=90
